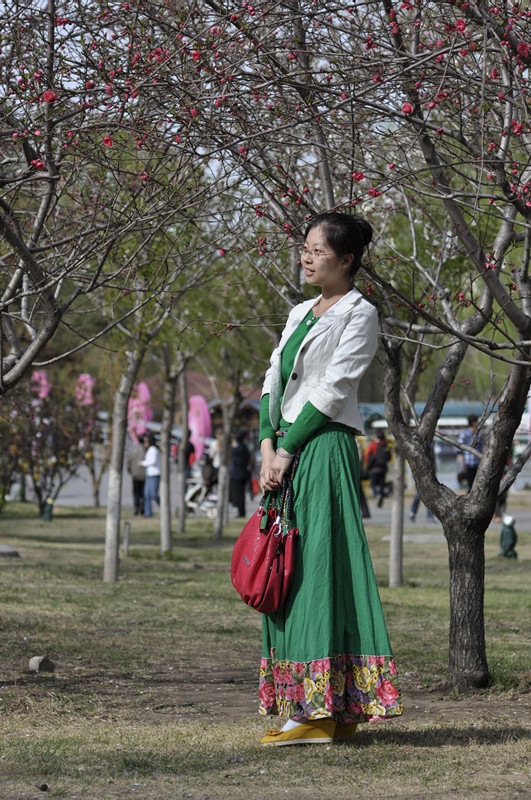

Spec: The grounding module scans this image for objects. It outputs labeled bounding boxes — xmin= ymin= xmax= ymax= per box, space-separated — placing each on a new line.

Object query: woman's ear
xmin=343 ymin=253 xmax=354 ymax=272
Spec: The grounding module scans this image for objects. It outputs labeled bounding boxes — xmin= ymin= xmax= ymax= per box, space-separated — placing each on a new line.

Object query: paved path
xmin=8 ymin=465 xmax=531 ymax=535
xmin=363 ymin=492 xmax=531 ymax=536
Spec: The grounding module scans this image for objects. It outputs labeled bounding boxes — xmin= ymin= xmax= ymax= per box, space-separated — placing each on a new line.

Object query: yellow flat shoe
xmin=261 ymin=719 xmax=336 ymax=746
xmin=335 ymin=722 xmax=358 ymax=740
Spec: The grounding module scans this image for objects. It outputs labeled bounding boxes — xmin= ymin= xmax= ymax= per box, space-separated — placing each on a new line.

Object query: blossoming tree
xmin=4 ymin=0 xmax=531 ymax=688
xmin=150 ymin=0 xmax=531 ymax=689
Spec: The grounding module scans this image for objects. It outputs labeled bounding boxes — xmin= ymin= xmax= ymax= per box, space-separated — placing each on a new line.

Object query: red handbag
xmin=231 ymin=472 xmax=299 ymax=614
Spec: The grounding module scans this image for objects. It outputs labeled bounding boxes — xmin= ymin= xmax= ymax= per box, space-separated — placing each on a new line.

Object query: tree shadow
xmin=340 ymin=724 xmax=531 ymax=747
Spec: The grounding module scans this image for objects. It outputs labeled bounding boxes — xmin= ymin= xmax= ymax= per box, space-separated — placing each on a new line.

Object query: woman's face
xmin=301 ymin=225 xmax=352 ymax=293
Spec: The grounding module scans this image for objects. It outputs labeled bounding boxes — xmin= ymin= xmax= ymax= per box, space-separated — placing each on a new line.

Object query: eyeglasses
xmin=301 ymin=246 xmax=332 ymax=260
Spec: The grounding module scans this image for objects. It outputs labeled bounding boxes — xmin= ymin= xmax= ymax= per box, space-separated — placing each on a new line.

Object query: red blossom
xmin=103 ymin=135 xmax=113 ymax=147
xmin=352 ymin=171 xmax=365 ymax=181
xmin=42 ymin=90 xmax=57 ymax=102
xmin=402 ymin=102 xmax=414 ymax=114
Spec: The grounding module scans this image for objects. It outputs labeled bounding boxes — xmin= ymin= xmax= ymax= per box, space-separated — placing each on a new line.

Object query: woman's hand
xmin=259 ymin=441 xmax=293 ymax=493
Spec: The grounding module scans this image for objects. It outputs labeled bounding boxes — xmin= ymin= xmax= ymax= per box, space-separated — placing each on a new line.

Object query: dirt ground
xmin=7 ymin=652 xmax=530 ymax=729
xmin=3 ymin=647 xmax=531 ymax=800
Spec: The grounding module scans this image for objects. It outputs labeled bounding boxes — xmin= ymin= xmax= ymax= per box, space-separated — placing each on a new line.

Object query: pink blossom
xmin=352 ymin=171 xmax=365 ymax=181
xmin=128 ymin=382 xmax=152 ymax=442
xmin=402 ymin=102 xmax=414 ymax=114
xmin=219 ymin=248 xmax=226 ymax=256
xmin=190 ymin=107 xmax=198 ymax=117
xmin=103 ymin=136 xmax=113 ymax=147
xmin=456 ymin=19 xmax=466 ymax=32
xmin=42 ymin=90 xmax=57 ymax=102
xmin=75 ymin=374 xmax=96 ymax=406
xmin=192 ymin=49 xmax=200 ymax=61
xmin=31 ymin=370 xmax=51 ymax=400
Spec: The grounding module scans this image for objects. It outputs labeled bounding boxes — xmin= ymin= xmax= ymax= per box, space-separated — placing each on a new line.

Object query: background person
xmin=367 ymin=430 xmax=391 ymax=508
xmin=126 ymin=438 xmax=147 ymax=515
xmin=230 ymin=429 xmax=251 ymax=518
xmin=141 ymin=434 xmax=160 ymax=517
xmin=457 ymin=414 xmax=484 ymax=492
xmin=258 ymin=211 xmax=402 ymax=747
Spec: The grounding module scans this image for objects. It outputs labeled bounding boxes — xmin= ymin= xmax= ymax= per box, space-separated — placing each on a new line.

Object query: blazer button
xmin=292 ymin=373 xmax=298 ymax=380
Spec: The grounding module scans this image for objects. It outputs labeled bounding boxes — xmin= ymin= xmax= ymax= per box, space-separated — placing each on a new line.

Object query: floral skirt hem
xmin=259 ymin=650 xmax=403 ymax=723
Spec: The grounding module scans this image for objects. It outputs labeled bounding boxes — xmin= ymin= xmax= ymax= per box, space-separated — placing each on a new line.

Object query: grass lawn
xmin=0 ymin=501 xmax=530 ymax=800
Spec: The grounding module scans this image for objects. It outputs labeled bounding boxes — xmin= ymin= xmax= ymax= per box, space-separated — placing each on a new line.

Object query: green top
xmin=259 ymin=308 xmax=332 ymax=453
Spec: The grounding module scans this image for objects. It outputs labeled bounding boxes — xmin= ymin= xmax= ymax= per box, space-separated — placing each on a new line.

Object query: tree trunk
xmin=160 ymin=346 xmax=177 ymax=554
xmin=86 ymin=458 xmax=101 ymax=508
xmin=445 ymin=520 xmax=488 ymax=688
xmin=389 ymin=448 xmax=405 ymax=588
xmin=103 ymin=347 xmax=145 ymax=583
xmin=176 ymin=362 xmax=188 ymax=534
xmin=213 ymin=398 xmax=237 ymax=540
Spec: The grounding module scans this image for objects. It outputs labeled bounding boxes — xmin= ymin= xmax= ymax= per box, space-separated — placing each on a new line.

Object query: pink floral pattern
xmin=259 ymin=650 xmax=403 ymax=722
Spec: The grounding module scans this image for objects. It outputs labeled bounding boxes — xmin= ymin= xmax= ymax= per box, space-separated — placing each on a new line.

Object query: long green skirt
xmin=259 ymin=423 xmax=403 ymax=723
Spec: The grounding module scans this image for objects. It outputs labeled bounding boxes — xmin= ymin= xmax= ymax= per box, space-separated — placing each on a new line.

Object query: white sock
xmin=281 ymin=718 xmax=304 ymax=732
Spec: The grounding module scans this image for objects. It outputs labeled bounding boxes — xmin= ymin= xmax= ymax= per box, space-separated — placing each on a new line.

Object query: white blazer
xmin=261 ymin=288 xmax=378 ymax=434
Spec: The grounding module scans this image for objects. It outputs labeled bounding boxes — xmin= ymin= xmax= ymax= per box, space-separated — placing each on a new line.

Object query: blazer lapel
xmin=298 ymin=288 xmax=362 ymax=346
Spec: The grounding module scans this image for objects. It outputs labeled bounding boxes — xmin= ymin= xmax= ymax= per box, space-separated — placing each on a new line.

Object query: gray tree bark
xmin=176 ymin=360 xmax=189 ymax=535
xmin=213 ymin=397 xmax=238 ymax=540
xmin=389 ymin=449 xmax=405 ymax=588
xmin=159 ymin=343 xmax=178 ymax=554
xmin=103 ymin=346 xmax=146 ymax=583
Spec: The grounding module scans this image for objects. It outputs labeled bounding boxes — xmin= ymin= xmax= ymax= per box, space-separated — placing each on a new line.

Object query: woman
xmin=141 ymin=434 xmax=160 ymax=517
xmin=258 ymin=211 xmax=403 ymax=746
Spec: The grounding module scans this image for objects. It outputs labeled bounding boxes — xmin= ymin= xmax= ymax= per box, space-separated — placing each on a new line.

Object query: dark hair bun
xmin=352 ymin=215 xmax=373 ymax=247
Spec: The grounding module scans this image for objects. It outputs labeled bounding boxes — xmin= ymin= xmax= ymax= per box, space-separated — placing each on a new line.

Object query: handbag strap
xmin=260 ymin=453 xmax=299 ymax=534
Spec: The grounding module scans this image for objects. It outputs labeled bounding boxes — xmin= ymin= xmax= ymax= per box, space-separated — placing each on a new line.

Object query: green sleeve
xmin=259 ymin=394 xmax=277 ymax=443
xmin=281 ymin=402 xmax=331 ymax=453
